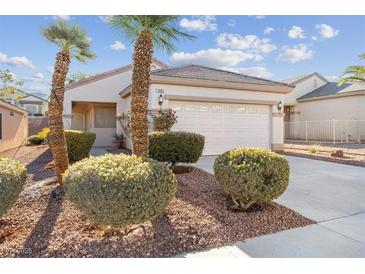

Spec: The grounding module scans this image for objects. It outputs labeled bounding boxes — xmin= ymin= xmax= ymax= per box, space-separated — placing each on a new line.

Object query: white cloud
xmin=311 ymin=36 xmax=318 ymax=41
xmin=315 ymin=24 xmax=339 ymax=39
xmin=227 ymin=19 xmax=236 ymax=27
xmin=23 ymin=73 xmax=50 ymax=85
xmin=46 ymin=66 xmax=54 ymax=74
xmin=53 ymin=15 xmax=71 ymax=21
xmin=171 ymin=48 xmax=262 ymax=67
xmin=221 ymin=66 xmax=273 ymax=79
xmin=0 ymin=52 xmax=35 ymax=69
xmin=264 ymin=27 xmax=274 ymax=35
xmin=216 ymin=33 xmax=277 ymax=54
xmin=288 ymin=26 xmax=305 ymax=39
xmin=109 ymin=41 xmax=126 ymax=51
xmin=256 ymin=15 xmax=266 ymax=19
xmin=179 ymin=16 xmax=217 ymax=32
xmin=325 ymin=75 xmax=339 ymax=81
xmin=277 ymin=44 xmax=313 ymax=63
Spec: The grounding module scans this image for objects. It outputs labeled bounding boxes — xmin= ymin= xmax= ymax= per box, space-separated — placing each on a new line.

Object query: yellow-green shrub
xmin=214 ymin=148 xmax=289 ymax=209
xmin=0 ymin=158 xmax=27 ymax=217
xmin=48 ymin=130 xmax=96 ymax=162
xmin=149 ymin=131 xmax=205 ymax=166
xmin=37 ymin=127 xmax=50 ymax=140
xmin=63 ymin=154 xmax=177 ymax=227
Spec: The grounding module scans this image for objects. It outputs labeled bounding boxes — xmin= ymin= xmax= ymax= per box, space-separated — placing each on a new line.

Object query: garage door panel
xmin=171 ymin=101 xmax=271 ymax=155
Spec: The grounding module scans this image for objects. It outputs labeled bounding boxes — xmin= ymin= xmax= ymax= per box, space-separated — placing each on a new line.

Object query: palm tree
xmin=108 ymin=16 xmax=194 ymax=157
xmin=338 ymin=53 xmax=365 ymax=85
xmin=41 ymin=20 xmax=95 ymax=189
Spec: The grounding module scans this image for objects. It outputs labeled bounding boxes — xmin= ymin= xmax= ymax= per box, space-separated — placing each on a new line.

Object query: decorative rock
xmin=331 ymin=149 xmax=344 ymax=158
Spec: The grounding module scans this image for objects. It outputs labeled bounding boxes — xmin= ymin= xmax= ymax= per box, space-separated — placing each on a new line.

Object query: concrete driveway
xmin=192 ymin=155 xmax=365 ymax=257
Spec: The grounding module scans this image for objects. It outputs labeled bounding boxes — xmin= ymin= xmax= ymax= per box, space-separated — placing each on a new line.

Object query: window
xmin=94 ymin=107 xmax=116 ymax=128
xmin=0 ymin=113 xmax=2 ymax=139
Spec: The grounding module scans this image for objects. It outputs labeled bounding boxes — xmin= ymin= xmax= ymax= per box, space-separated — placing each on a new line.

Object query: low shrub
xmin=149 ymin=131 xmax=205 ymax=167
xmin=27 ymin=135 xmax=44 ymax=145
xmin=214 ymin=148 xmax=289 ymax=210
xmin=0 ymin=158 xmax=27 ymax=217
xmin=48 ymin=130 xmax=96 ymax=162
xmin=63 ymin=154 xmax=177 ymax=227
xmin=308 ymin=146 xmax=318 ymax=154
xmin=37 ymin=127 xmax=50 ymax=140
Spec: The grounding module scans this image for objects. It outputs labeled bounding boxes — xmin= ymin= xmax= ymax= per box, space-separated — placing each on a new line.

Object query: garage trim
xmin=165 ymin=94 xmax=276 ymax=106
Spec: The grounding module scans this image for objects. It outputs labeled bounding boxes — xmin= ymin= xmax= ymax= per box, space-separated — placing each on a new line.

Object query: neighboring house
xmin=0 ymin=89 xmax=48 ymax=116
xmin=282 ymin=72 xmax=365 ymax=142
xmin=64 ymin=59 xmax=293 ymax=155
xmin=0 ymin=100 xmax=28 ymax=152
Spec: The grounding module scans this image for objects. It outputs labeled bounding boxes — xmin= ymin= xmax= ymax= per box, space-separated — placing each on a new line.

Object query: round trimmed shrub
xmin=27 ymin=135 xmax=44 ymax=145
xmin=214 ymin=148 xmax=289 ymax=210
xmin=48 ymin=130 xmax=96 ymax=162
xmin=0 ymin=158 xmax=27 ymax=218
xmin=149 ymin=131 xmax=205 ymax=166
xmin=63 ymin=154 xmax=177 ymax=227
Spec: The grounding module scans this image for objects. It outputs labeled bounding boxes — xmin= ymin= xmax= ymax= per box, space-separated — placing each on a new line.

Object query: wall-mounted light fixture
xmin=158 ymin=93 xmax=164 ymax=107
xmin=277 ymin=101 xmax=283 ymax=111
xmin=156 ymin=88 xmax=165 ymax=109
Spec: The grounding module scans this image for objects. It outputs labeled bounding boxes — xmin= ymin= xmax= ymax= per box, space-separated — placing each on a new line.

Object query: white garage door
xmin=170 ymin=101 xmax=271 ymax=155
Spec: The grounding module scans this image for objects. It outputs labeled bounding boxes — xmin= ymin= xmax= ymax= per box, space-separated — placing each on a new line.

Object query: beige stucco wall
xmin=283 ymin=74 xmax=327 ymax=106
xmin=295 ymin=95 xmax=365 ymax=121
xmin=0 ymin=103 xmax=28 ymax=152
xmin=64 ymin=65 xmax=288 ymax=150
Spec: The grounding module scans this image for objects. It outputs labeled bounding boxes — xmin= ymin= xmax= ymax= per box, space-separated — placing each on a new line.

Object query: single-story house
xmin=64 ymin=59 xmax=294 ymax=155
xmin=0 ymin=99 xmax=28 ymax=152
xmin=282 ymin=72 xmax=365 ymax=141
xmin=0 ymin=89 xmax=48 ymax=116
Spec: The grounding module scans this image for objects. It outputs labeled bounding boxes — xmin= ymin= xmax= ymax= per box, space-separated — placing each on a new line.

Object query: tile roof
xmin=65 ymin=58 xmax=169 ymax=90
xmin=298 ymin=82 xmax=365 ymax=100
xmin=151 ymin=64 xmax=293 ymax=87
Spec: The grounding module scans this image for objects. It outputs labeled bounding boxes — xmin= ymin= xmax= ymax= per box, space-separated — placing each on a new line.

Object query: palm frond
xmin=338 ymin=76 xmax=365 ymax=85
xmin=107 ymin=15 xmax=195 ymax=53
xmin=41 ymin=20 xmax=96 ymax=63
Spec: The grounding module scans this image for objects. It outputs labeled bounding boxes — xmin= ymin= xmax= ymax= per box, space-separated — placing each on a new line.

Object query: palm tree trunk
xmin=130 ymin=30 xmax=153 ymax=157
xmin=48 ymin=50 xmax=70 ymax=187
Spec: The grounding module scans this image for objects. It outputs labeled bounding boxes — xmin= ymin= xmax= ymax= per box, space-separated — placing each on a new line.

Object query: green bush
xmin=48 ymin=130 xmax=96 ymax=162
xmin=63 ymin=154 xmax=176 ymax=227
xmin=214 ymin=148 xmax=289 ymax=210
xmin=27 ymin=135 xmax=44 ymax=145
xmin=0 ymin=158 xmax=27 ymax=218
xmin=149 ymin=131 xmax=205 ymax=166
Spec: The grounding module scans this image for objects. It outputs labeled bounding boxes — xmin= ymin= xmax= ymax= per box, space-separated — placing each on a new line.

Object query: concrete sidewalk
xmin=182 ymin=155 xmax=365 ymax=258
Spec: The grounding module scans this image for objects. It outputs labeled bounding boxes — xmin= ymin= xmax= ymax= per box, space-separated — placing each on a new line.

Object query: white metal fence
xmin=284 ymin=120 xmax=365 ymax=144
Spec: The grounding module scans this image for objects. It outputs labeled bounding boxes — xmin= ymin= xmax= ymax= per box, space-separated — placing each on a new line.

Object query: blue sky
xmin=0 ymin=15 xmax=364 ymax=96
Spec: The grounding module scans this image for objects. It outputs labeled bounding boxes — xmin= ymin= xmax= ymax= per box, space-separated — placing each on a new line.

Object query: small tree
xmin=151 ymin=109 xmax=177 ymax=132
xmin=0 ymin=69 xmax=24 ymax=100
xmin=108 ymin=16 xmax=194 ymax=157
xmin=41 ymin=20 xmax=95 ymax=189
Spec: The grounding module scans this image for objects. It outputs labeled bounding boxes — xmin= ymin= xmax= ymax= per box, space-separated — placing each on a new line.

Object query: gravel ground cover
xmin=0 ymin=145 xmax=314 ymax=257
xmin=283 ymin=145 xmax=365 ymax=167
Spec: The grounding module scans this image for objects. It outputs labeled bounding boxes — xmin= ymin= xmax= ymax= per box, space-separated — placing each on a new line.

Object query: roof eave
xmin=297 ymin=90 xmax=365 ymax=102
xmin=150 ymin=75 xmax=294 ymax=93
